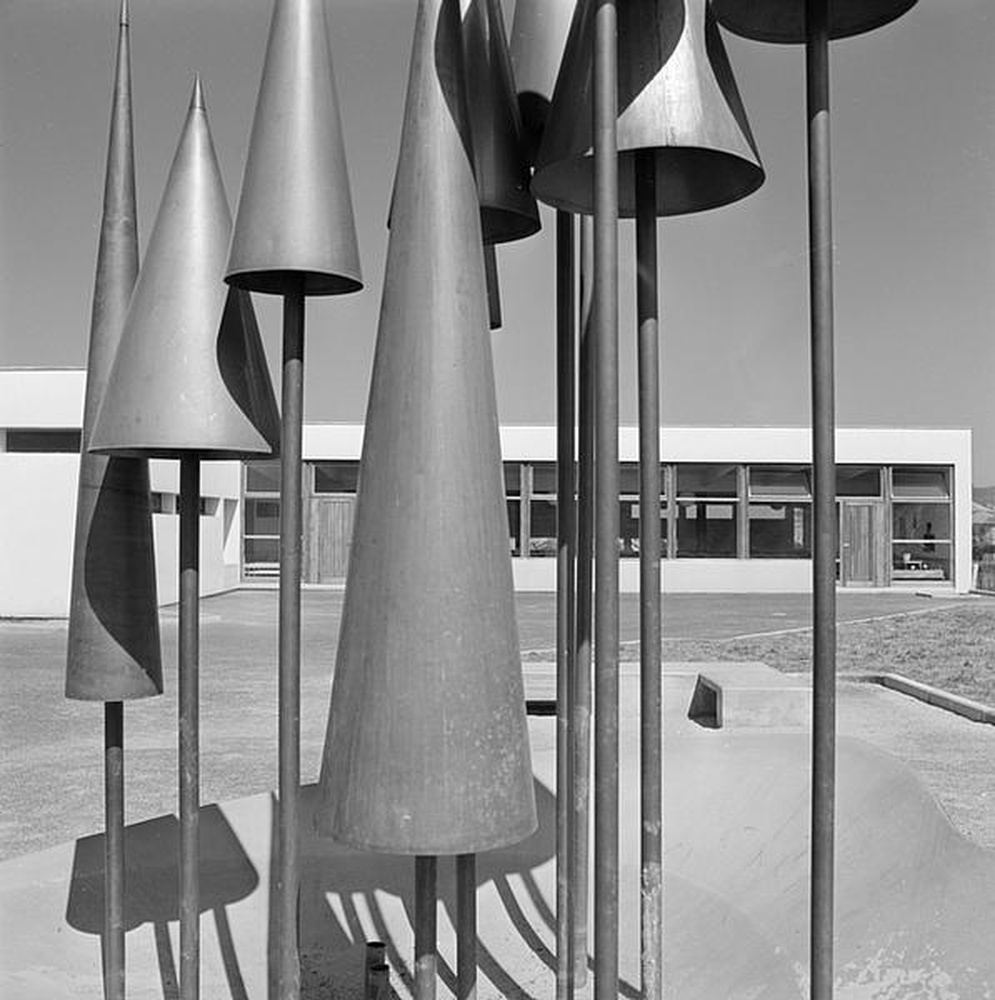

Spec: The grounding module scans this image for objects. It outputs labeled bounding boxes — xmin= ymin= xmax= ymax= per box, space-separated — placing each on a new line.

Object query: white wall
xmin=0 ymin=452 xmax=242 ymax=617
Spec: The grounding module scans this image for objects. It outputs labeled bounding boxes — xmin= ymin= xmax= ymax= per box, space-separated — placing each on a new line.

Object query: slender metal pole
xmin=277 ymin=281 xmax=306 ymax=999
xmin=555 ymin=208 xmax=577 ymax=1000
xmin=456 ymin=853 xmax=477 ymax=1000
xmin=572 ymin=215 xmax=595 ymax=988
xmin=414 ymin=856 xmax=438 ymax=1000
xmin=805 ymin=2 xmax=836 ymax=997
xmin=635 ymin=150 xmax=662 ymax=1000
xmin=179 ymin=455 xmax=200 ymax=1000
xmin=593 ymin=1 xmax=619 ymax=998
xmin=104 ymin=700 xmax=125 ymax=1000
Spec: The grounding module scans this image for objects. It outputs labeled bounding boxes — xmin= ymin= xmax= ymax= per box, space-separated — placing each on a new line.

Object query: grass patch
xmin=621 ymin=601 xmax=995 ymax=708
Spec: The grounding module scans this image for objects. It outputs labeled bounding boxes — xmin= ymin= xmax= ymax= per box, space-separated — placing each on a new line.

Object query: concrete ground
xmin=2 ymin=589 xmax=994 ymax=997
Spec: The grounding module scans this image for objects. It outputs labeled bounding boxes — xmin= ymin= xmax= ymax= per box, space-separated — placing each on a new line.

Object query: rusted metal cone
xmin=461 ymin=0 xmax=539 ymax=244
xmin=67 ymin=0 xmax=161 ymax=701
xmin=533 ymin=0 xmax=765 ymax=217
xmin=508 ymin=0 xmax=580 ymax=164
xmin=90 ymin=78 xmax=279 ymax=460
xmin=711 ymin=0 xmax=917 ymax=43
xmin=317 ymin=0 xmax=537 ymax=856
xmin=226 ymin=0 xmax=362 ymax=296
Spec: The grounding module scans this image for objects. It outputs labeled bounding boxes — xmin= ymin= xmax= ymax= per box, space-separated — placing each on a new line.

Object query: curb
xmin=846 ymin=672 xmax=995 ymax=725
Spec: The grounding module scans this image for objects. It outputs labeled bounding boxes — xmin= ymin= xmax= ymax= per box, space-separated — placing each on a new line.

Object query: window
xmin=676 ymin=465 xmax=738 ymax=557
xmin=505 ymin=463 xmax=521 ymax=555
xmin=244 ymin=460 xmax=280 ymax=578
xmin=618 ymin=463 xmax=667 ymax=557
xmin=892 ymin=466 xmax=949 ymax=498
xmin=313 ymin=461 xmax=359 ymax=494
xmin=890 ymin=466 xmax=953 ymax=582
xmin=836 ymin=466 xmax=880 ymax=497
xmin=5 ymin=429 xmax=82 ymax=453
xmin=529 ymin=462 xmax=557 ymax=557
xmin=748 ymin=466 xmax=811 ymax=558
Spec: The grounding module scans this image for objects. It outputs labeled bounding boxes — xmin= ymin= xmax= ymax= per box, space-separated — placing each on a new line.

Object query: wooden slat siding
xmin=306 ymin=497 xmax=355 ymax=582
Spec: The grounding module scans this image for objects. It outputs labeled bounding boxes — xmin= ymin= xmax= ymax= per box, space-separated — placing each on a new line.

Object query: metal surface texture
xmin=461 ymin=0 xmax=540 ymax=243
xmin=635 ymin=151 xmax=663 ymax=1000
xmin=316 ymin=0 xmax=536 ymax=856
xmin=532 ymin=0 xmax=765 ymax=217
xmin=508 ymin=0 xmax=580 ymax=161
xmin=711 ymin=0 xmax=918 ymax=43
xmin=592 ymin=2 xmax=620 ymax=997
xmin=104 ymin=701 xmax=124 ymax=1000
xmin=456 ymin=853 xmax=478 ymax=1000
xmin=226 ymin=0 xmax=362 ymax=295
xmin=66 ymin=0 xmax=161 ymax=702
xmin=554 ymin=209 xmax=576 ymax=1000
xmin=89 ymin=79 xmax=280 ymax=461
xmin=806 ymin=5 xmax=837 ymax=995
xmin=414 ymin=857 xmax=438 ymax=1000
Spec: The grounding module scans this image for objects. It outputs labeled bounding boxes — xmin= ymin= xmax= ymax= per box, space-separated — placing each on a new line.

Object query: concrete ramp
xmin=1 ymin=700 xmax=993 ymax=998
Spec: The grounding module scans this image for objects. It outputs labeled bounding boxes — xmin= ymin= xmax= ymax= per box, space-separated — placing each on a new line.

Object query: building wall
xmin=0 ymin=369 xmax=243 ymax=617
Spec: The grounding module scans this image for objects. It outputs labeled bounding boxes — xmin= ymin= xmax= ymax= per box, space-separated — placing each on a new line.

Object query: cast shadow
xmin=66 ymin=805 xmax=259 ymax=1000
xmin=296 ymin=777 xmax=636 ymax=999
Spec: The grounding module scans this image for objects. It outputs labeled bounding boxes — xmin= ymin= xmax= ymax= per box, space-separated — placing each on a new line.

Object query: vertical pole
xmin=805 ymin=2 xmax=836 ymax=998
xmin=104 ymin=700 xmax=125 ymax=1000
xmin=593 ymin=1 xmax=619 ymax=998
xmin=555 ymin=208 xmax=577 ymax=1000
xmin=635 ymin=151 xmax=662 ymax=1000
xmin=179 ymin=455 xmax=201 ymax=1000
xmin=414 ymin=856 xmax=438 ymax=1000
xmin=573 ymin=214 xmax=595 ymax=987
xmin=277 ymin=280 xmax=306 ymax=999
xmin=456 ymin=853 xmax=477 ymax=1000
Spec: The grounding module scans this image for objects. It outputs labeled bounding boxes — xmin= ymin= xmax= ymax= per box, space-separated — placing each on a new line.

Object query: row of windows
xmin=243 ymin=461 xmax=953 ymax=577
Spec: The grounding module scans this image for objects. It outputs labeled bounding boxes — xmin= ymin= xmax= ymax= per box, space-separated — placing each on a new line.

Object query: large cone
xmin=226 ymin=0 xmax=362 ymax=296
xmin=317 ymin=0 xmax=537 ymax=856
xmin=532 ymin=0 xmax=765 ymax=217
xmin=90 ymin=80 xmax=280 ymax=460
xmin=508 ymin=0 xmax=580 ymax=163
xmin=711 ymin=0 xmax=918 ymax=44
xmin=461 ymin=0 xmax=539 ymax=244
xmin=67 ymin=0 xmax=162 ymax=701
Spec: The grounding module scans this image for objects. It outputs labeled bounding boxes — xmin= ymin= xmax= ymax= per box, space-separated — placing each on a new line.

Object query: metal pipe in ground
xmin=414 ymin=855 xmax=438 ymax=1000
xmin=456 ymin=853 xmax=477 ymax=1000
xmin=179 ymin=455 xmax=201 ymax=1000
xmin=104 ymin=701 xmax=125 ymax=1000
xmin=805 ymin=1 xmax=837 ymax=996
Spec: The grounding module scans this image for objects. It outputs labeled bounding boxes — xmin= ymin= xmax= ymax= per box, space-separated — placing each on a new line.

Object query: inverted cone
xmin=711 ymin=0 xmax=918 ymax=43
xmin=317 ymin=0 xmax=537 ymax=856
xmin=226 ymin=0 xmax=362 ymax=295
xmin=461 ymin=0 xmax=540 ymax=243
xmin=508 ymin=0 xmax=580 ymax=163
xmin=533 ymin=0 xmax=765 ymax=216
xmin=67 ymin=0 xmax=161 ymax=701
xmin=90 ymin=79 xmax=280 ymax=460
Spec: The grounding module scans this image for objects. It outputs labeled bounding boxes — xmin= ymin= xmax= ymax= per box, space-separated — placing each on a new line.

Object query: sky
xmin=1 ymin=0 xmax=993 ymax=480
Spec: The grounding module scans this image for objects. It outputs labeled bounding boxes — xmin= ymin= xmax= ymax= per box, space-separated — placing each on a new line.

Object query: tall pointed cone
xmin=533 ymin=0 xmax=765 ymax=216
xmin=461 ymin=0 xmax=540 ymax=244
xmin=90 ymin=79 xmax=280 ymax=459
xmin=508 ymin=0 xmax=580 ymax=163
xmin=225 ymin=0 xmax=362 ymax=296
xmin=67 ymin=0 xmax=161 ymax=700
xmin=711 ymin=0 xmax=918 ymax=43
xmin=317 ymin=0 xmax=537 ymax=855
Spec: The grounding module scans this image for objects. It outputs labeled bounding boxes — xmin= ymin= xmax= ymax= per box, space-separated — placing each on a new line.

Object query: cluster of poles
xmin=64 ymin=0 xmax=919 ymax=999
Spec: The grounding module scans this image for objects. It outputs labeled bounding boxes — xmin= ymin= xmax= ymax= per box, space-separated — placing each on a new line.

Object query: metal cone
xmin=711 ymin=0 xmax=918 ymax=44
xmin=90 ymin=79 xmax=280 ymax=460
xmin=461 ymin=0 xmax=539 ymax=243
xmin=316 ymin=0 xmax=537 ymax=856
xmin=226 ymin=0 xmax=362 ymax=296
xmin=508 ymin=0 xmax=580 ymax=163
xmin=67 ymin=0 xmax=161 ymax=701
xmin=533 ymin=0 xmax=765 ymax=217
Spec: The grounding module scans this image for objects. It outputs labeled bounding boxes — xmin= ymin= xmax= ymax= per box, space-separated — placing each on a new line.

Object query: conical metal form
xmin=90 ymin=80 xmax=280 ymax=460
xmin=461 ymin=0 xmax=540 ymax=244
xmin=532 ymin=0 xmax=765 ymax=217
xmin=508 ymin=0 xmax=580 ymax=163
xmin=225 ymin=0 xmax=362 ymax=296
xmin=711 ymin=0 xmax=918 ymax=44
xmin=67 ymin=0 xmax=161 ymax=701
xmin=317 ymin=0 xmax=537 ymax=856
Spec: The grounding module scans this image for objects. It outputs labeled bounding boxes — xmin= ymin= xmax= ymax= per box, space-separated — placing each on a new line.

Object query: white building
xmin=0 ymin=368 xmax=974 ymax=616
